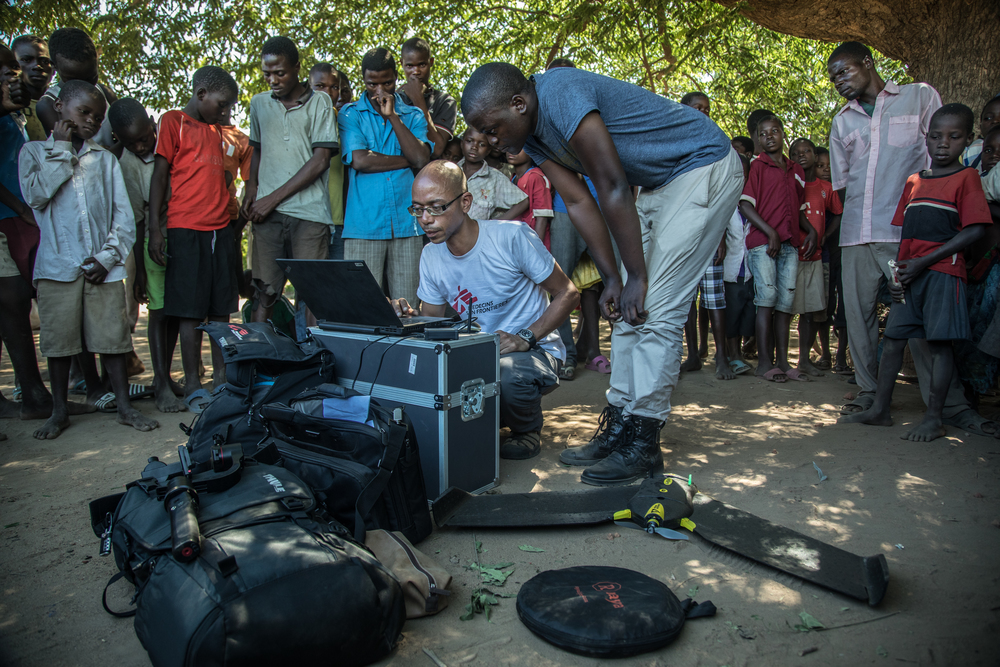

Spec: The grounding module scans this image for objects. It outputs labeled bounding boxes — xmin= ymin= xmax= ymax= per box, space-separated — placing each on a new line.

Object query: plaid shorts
xmin=696 ymin=264 xmax=725 ymax=310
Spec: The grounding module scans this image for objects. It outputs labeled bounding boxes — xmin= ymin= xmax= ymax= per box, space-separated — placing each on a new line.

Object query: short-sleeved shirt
xmin=523 ymin=68 xmax=732 ymax=191
xmin=339 ymin=92 xmax=430 ymax=240
xmin=829 ymin=81 xmax=941 ymax=247
xmin=398 ymin=85 xmax=458 ymax=139
xmin=800 ymin=178 xmax=842 ymax=261
xmin=962 ymin=138 xmax=984 ymax=172
xmin=220 ymin=125 xmax=252 ymax=221
xmin=119 ymin=148 xmax=168 ymax=239
xmin=741 ymin=153 xmax=806 ymax=250
xmin=891 ymin=167 xmax=992 ymax=280
xmin=460 ymin=160 xmax=527 ymax=221
xmin=0 ymin=113 xmax=27 ymax=219
xmin=249 ymin=85 xmax=339 ymax=226
xmin=512 ymin=166 xmax=554 ymax=249
xmin=983 ymin=167 xmax=1000 ymax=203
xmin=417 ymin=219 xmax=565 ymax=361
xmin=155 ymin=110 xmax=229 ymax=232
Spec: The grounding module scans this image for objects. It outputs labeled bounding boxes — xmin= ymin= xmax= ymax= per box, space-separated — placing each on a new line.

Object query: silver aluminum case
xmin=310 ymin=328 xmax=500 ymax=498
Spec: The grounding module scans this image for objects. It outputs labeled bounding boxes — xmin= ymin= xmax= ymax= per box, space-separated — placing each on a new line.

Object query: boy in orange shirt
xmin=148 ymin=66 xmax=239 ymax=413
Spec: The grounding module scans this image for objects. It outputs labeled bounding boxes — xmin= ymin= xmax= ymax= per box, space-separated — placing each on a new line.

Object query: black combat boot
xmin=559 ymin=404 xmax=624 ymax=466
xmin=580 ymin=415 xmax=664 ymax=486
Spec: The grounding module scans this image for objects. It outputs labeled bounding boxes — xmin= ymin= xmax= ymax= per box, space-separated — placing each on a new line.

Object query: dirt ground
xmin=1 ymin=312 xmax=999 ymax=667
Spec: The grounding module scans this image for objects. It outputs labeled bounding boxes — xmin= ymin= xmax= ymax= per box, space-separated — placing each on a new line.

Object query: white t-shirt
xmin=417 ymin=220 xmax=565 ymax=361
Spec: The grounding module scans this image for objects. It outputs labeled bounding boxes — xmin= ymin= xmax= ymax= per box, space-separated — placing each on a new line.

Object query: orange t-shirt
xmin=800 ymin=178 xmax=843 ymax=261
xmin=155 ymin=110 xmax=230 ymax=231
xmin=220 ymin=125 xmax=252 ymax=220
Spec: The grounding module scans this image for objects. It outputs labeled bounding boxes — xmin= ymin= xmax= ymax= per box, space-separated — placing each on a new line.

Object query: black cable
xmin=351 ymin=335 xmax=389 ymax=391
xmin=368 ymin=335 xmax=415 ymax=396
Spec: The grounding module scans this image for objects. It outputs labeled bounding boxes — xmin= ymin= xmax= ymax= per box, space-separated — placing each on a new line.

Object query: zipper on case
xmin=384 ymin=531 xmax=449 ymax=602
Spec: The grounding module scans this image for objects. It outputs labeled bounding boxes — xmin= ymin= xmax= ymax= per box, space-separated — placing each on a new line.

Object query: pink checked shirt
xmin=829 ymin=81 xmax=941 ymax=247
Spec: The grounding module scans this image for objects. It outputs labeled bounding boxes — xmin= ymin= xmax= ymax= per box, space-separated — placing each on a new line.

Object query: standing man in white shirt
xmin=829 ymin=41 xmax=994 ymax=436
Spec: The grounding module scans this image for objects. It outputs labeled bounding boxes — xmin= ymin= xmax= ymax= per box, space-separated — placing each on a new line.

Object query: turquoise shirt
xmin=339 ymin=93 xmax=430 ymax=240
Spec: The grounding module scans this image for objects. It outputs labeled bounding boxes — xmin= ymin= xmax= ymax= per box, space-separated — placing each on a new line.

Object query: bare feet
xmin=680 ymin=356 xmax=702 ymax=373
xmin=33 ymin=413 xmax=70 ymax=439
xmin=698 ymin=344 xmax=709 ymax=360
xmin=15 ymin=399 xmax=96 ymax=420
xmin=902 ymin=417 xmax=946 ymax=442
xmin=154 ymin=385 xmax=187 ymax=413
xmin=715 ymin=357 xmax=736 ymax=380
xmin=170 ymin=379 xmax=185 ymax=397
xmin=126 ymin=351 xmax=146 ymax=377
xmin=838 ymin=408 xmax=893 ymax=426
xmin=798 ymin=358 xmax=825 ymax=377
xmin=117 ymin=406 xmax=159 ymax=432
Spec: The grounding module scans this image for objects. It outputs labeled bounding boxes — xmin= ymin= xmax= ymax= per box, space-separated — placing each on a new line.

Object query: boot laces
xmin=591 ymin=405 xmax=620 ymax=442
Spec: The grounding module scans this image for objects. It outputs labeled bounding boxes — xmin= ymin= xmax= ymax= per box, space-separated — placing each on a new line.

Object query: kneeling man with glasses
xmin=392 ymin=161 xmax=579 ymax=460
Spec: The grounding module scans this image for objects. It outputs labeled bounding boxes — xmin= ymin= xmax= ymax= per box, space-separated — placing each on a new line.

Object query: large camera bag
xmin=184 ymin=322 xmax=335 ymax=462
xmin=90 ymin=453 xmax=405 ymax=667
xmin=260 ymin=384 xmax=433 ymax=545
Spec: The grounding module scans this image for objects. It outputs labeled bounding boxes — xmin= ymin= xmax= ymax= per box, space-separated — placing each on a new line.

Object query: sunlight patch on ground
xmin=720 ymin=472 xmax=768 ymax=491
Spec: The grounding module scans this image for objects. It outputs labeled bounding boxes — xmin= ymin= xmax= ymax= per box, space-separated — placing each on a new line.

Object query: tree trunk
xmin=715 ymin=0 xmax=1000 ymax=114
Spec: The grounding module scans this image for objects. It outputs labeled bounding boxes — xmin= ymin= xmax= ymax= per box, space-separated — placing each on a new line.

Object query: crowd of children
xmin=1 ymin=26 xmax=999 ymax=448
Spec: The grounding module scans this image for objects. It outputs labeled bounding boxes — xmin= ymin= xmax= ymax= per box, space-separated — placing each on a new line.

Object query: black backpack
xmin=90 ymin=450 xmax=405 ymax=667
xmin=260 ymin=384 xmax=433 ymax=545
xmin=185 ymin=322 xmax=335 ymax=463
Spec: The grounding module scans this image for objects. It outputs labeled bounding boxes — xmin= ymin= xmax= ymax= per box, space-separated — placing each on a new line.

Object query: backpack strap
xmin=352 ymin=420 xmax=407 ymax=543
xmin=102 ymin=572 xmax=137 ymax=618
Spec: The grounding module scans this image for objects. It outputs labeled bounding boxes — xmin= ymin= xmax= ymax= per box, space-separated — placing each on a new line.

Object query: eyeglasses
xmin=408 ymin=193 xmax=465 ymax=217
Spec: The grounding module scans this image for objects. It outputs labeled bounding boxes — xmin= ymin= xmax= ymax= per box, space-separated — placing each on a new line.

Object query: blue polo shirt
xmin=339 ymin=93 xmax=430 ymax=240
xmin=0 ymin=113 xmax=27 ymax=219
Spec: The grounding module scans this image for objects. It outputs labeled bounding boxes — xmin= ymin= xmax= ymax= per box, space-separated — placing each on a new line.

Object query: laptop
xmin=276 ymin=259 xmax=453 ymax=335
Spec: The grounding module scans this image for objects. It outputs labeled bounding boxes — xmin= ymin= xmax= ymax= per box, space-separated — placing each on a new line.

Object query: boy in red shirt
xmin=739 ymin=115 xmax=817 ymax=382
xmin=840 ymin=104 xmax=992 ymax=442
xmin=790 ymin=137 xmax=842 ymax=377
xmin=508 ymin=149 xmax=554 ymax=248
xmin=148 ymin=66 xmax=239 ymax=413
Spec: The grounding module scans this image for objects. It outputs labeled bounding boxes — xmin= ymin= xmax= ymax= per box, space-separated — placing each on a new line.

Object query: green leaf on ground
xmin=688 ymin=585 xmax=699 ymax=598
xmin=876 ymin=645 xmax=888 ymax=658
xmin=475 ymin=540 xmax=483 ymax=553
xmin=518 ymin=545 xmax=544 ymax=552
xmin=4 ymin=523 xmax=19 ymax=529
xmin=840 ymin=607 xmax=850 ymax=612
xmin=460 ymin=588 xmax=501 ymax=622
xmin=794 ymin=611 xmax=825 ymax=632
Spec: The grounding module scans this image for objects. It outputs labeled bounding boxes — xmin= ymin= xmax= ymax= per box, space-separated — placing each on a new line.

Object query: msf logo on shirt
xmin=453 ymin=286 xmax=478 ymax=316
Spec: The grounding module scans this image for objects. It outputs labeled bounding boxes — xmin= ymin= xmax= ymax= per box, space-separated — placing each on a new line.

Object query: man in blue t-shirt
xmin=462 ymin=63 xmax=743 ymax=486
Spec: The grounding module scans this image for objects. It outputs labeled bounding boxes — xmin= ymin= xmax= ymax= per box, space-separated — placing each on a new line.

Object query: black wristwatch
xmin=516 ymin=328 xmax=537 ymax=349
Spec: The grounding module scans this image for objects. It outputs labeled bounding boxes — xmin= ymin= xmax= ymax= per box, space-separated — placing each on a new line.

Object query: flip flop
xmin=129 ymin=383 xmax=154 ymax=400
xmin=840 ymin=393 xmax=875 ymax=415
xmin=785 ymin=368 xmax=811 ymax=382
xmin=728 ymin=359 xmax=752 ymax=376
xmin=832 ymin=364 xmax=852 ymax=374
xmin=68 ymin=379 xmax=87 ymax=395
xmin=814 ymin=358 xmax=832 ymax=370
xmin=94 ymin=391 xmax=117 ymax=413
xmin=942 ymin=409 xmax=999 ymax=437
xmin=559 ymin=363 xmax=576 ymax=381
xmin=184 ymin=388 xmax=212 ymax=415
xmin=585 ymin=355 xmax=612 ymax=374
xmin=759 ymin=368 xmax=787 ymax=383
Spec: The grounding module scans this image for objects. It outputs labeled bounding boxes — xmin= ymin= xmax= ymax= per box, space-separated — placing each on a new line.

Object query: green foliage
xmin=3 ymin=0 xmax=909 ymax=142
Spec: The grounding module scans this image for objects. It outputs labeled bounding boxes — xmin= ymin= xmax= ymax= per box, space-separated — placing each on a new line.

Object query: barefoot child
xmin=459 ymin=127 xmax=528 ymax=221
xmin=109 ymin=98 xmax=186 ymax=413
xmin=739 ymin=115 xmax=818 ymax=382
xmin=18 ymin=80 xmax=159 ymax=438
xmin=790 ymin=137 xmax=842 ymax=377
xmin=148 ymin=66 xmax=240 ymax=414
xmin=508 ymin=149 xmax=554 ymax=248
xmin=839 ymin=104 xmax=992 ymax=442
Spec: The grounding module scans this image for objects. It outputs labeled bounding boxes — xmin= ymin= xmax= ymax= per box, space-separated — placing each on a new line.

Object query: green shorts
xmin=143 ymin=237 xmax=167 ymax=311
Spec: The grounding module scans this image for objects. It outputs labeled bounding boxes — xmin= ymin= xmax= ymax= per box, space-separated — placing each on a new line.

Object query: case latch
xmin=460 ymin=379 xmax=486 ymax=421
